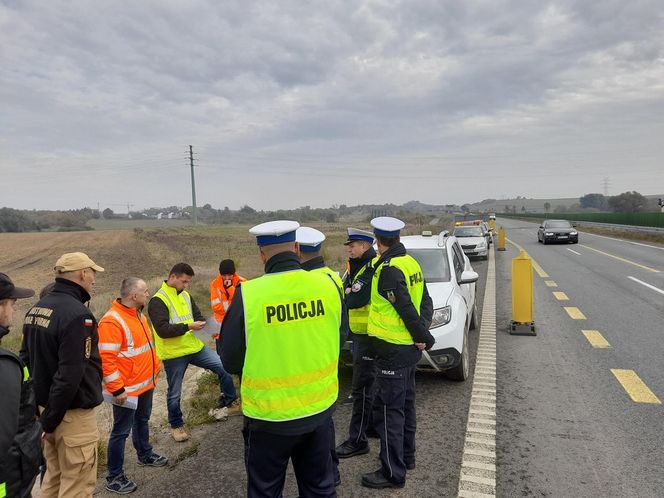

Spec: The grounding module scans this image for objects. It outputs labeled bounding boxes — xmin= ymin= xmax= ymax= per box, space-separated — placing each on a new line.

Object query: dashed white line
xmin=458 ymin=247 xmax=497 ymax=498
xmin=567 ymin=248 xmax=581 ymax=255
xmin=627 ymin=276 xmax=664 ymax=296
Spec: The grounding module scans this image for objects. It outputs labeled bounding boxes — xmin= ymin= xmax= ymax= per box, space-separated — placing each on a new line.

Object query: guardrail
xmin=500 ymin=212 xmax=664 ymax=229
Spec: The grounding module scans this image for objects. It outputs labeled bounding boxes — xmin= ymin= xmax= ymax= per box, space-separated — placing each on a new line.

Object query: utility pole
xmin=602 ymin=177 xmax=611 ymax=196
xmin=189 ymin=145 xmax=198 ymax=225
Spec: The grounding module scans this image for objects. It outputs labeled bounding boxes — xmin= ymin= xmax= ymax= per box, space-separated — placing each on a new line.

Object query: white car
xmin=401 ymin=231 xmax=479 ymax=380
xmin=452 ymin=225 xmax=489 ymax=260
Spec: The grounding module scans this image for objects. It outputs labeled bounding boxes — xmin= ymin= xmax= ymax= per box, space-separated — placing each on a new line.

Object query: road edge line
xmin=457 ymin=246 xmax=497 ymax=497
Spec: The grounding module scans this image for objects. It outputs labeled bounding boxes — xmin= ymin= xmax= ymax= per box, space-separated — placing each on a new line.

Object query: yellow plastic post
xmin=497 ymin=226 xmax=506 ymax=251
xmin=511 ymin=249 xmax=536 ymax=335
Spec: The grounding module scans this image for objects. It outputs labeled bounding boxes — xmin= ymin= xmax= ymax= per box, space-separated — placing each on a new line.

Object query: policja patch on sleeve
xmin=85 ymin=336 xmax=92 ymax=359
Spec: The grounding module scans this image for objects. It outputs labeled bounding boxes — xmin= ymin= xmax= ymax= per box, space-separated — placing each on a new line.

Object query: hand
xmin=114 ymin=392 xmax=128 ymax=406
xmin=415 ymin=342 xmax=426 ymax=351
xmin=189 ymin=321 xmax=206 ymax=331
xmin=42 ymin=431 xmax=55 ymax=446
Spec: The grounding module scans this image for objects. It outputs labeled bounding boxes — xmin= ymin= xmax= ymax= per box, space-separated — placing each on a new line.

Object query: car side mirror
xmin=459 ymin=270 xmax=479 ymax=285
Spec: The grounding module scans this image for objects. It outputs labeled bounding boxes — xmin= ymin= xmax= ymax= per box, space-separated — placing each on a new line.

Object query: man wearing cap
xmin=220 ymin=220 xmax=349 ymax=498
xmin=361 ymin=217 xmax=435 ymax=489
xmin=21 ymin=252 xmax=105 ymax=497
xmin=0 ymin=273 xmax=41 ymax=498
xmin=210 ymin=259 xmax=246 ymax=353
xmin=336 ymin=228 xmax=380 ymax=459
xmin=295 ymin=226 xmax=343 ymax=291
xmin=148 ymin=262 xmax=239 ymax=443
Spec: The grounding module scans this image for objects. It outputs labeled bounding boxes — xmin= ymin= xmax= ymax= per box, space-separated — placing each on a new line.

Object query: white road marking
xmin=627 ymin=276 xmax=664 ymax=296
xmin=582 ymin=231 xmax=664 ymax=251
xmin=459 ymin=247 xmax=497 ymax=498
xmin=567 ymin=248 xmax=581 ymax=255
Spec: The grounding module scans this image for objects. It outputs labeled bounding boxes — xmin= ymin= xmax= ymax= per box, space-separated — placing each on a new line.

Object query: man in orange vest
xmin=98 ymin=277 xmax=167 ymax=495
xmin=210 ymin=259 xmax=246 ymax=352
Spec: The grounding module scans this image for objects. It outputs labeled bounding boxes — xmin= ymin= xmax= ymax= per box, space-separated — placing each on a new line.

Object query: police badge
xmin=85 ymin=336 xmax=92 ymax=359
xmin=386 ymin=290 xmax=396 ymax=304
xmin=351 ymin=281 xmax=363 ymax=293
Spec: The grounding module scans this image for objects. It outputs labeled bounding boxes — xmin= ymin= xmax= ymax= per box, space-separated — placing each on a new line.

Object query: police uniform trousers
xmin=40 ymin=406 xmax=99 ymax=498
xmin=243 ymin=417 xmax=337 ymax=498
xmin=347 ymin=333 xmax=376 ymax=447
xmin=373 ymin=363 xmax=416 ymax=485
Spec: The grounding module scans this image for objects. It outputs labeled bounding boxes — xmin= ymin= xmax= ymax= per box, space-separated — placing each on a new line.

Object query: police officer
xmin=220 ymin=220 xmax=349 ymax=498
xmin=22 ymin=252 xmax=105 ymax=497
xmin=0 ymin=273 xmax=40 ymax=498
xmin=360 ymin=217 xmax=434 ymax=489
xmin=336 ymin=228 xmax=379 ymax=458
xmin=295 ymin=226 xmax=343 ymax=291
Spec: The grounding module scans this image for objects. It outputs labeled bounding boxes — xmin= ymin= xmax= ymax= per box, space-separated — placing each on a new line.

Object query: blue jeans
xmin=107 ymin=388 xmax=154 ymax=480
xmin=162 ymin=346 xmax=237 ymax=428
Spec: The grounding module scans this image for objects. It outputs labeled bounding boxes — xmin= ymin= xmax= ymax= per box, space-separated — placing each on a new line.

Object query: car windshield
xmin=453 ymin=227 xmax=483 ymax=237
xmin=545 ymin=221 xmax=572 ymax=228
xmin=408 ymin=248 xmax=451 ymax=283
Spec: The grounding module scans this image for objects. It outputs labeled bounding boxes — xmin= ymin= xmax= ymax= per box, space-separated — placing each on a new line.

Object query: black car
xmin=537 ymin=220 xmax=579 ymax=244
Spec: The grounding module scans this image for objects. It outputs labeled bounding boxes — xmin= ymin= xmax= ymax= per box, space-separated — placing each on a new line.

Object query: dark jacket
xmin=344 ymin=247 xmax=376 ymax=310
xmin=147 ymin=285 xmax=205 ymax=339
xmin=371 ymin=242 xmax=435 ymax=368
xmin=21 ymin=278 xmax=103 ymax=433
xmin=0 ymin=345 xmax=41 ymax=497
xmin=220 ymin=251 xmax=350 ymax=435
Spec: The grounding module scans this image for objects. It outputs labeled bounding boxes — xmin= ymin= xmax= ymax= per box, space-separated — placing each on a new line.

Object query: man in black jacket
xmin=0 ymin=272 xmax=40 ymax=498
xmin=21 ymin=252 xmax=104 ymax=498
xmin=361 ymin=217 xmax=434 ymax=489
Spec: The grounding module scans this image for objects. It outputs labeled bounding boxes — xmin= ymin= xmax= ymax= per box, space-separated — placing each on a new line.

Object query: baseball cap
xmin=54 ymin=252 xmax=105 ymax=273
xmin=0 ymin=273 xmax=35 ymax=300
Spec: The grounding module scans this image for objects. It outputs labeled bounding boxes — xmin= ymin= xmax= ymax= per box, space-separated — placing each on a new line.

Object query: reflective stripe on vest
xmin=124 ymin=372 xmax=160 ymax=393
xmin=241 ymin=270 xmax=341 ymax=422
xmin=151 ymin=282 xmax=203 ymax=360
xmin=101 ymin=311 xmax=155 ymax=358
xmin=367 ymin=255 xmax=424 ymax=345
xmin=347 ymin=261 xmax=375 ymax=334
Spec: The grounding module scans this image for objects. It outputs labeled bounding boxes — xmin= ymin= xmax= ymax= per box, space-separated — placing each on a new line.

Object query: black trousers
xmin=346 ymin=333 xmax=376 ymax=447
xmin=243 ymin=419 xmax=337 ymax=498
xmin=373 ymin=363 xmax=416 ymax=485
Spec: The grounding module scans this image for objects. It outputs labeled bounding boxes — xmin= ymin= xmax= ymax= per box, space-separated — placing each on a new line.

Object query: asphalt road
xmin=495 ymin=217 xmax=664 ymax=497
xmin=125 ymin=259 xmax=490 ymax=498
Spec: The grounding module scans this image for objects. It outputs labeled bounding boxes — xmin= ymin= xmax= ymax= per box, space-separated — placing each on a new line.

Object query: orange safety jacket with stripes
xmin=210 ymin=273 xmax=246 ymax=325
xmin=98 ymin=299 xmax=161 ymax=397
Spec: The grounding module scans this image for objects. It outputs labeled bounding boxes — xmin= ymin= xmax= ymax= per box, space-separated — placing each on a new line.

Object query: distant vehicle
xmin=402 ymin=231 xmax=479 ymax=380
xmin=488 ymin=213 xmax=496 ymax=220
xmin=452 ymin=225 xmax=489 ymax=260
xmin=537 ymin=219 xmax=579 ymax=244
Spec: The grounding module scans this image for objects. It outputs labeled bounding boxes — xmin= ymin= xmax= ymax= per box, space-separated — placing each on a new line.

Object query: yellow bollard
xmin=510 ymin=249 xmax=536 ymax=335
xmin=497 ymin=226 xmax=506 ymax=251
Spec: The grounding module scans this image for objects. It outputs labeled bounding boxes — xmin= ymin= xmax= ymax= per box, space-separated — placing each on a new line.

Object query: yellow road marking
xmin=553 ymin=291 xmax=569 ymax=301
xmin=564 ymin=307 xmax=586 ymax=319
xmin=545 ymin=280 xmax=557 ymax=287
xmin=582 ymin=330 xmax=611 ymax=348
xmin=506 ymin=238 xmax=549 ymax=277
xmin=579 ymin=245 xmax=660 ymax=273
xmin=611 ymin=369 xmax=661 ymax=404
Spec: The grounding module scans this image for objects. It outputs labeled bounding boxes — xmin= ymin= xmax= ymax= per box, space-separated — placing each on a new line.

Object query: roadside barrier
xmin=510 ymin=250 xmax=536 ymax=335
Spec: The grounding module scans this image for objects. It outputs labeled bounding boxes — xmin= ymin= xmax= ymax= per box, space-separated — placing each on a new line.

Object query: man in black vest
xmin=0 ymin=272 xmax=41 ymax=498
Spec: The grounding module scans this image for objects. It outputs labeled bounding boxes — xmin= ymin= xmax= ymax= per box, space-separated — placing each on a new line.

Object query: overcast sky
xmin=1 ymin=0 xmax=663 ymax=212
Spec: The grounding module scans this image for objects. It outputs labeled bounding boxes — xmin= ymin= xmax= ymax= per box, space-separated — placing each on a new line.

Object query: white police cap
xmin=344 ymin=228 xmax=374 ymax=245
xmin=370 ymin=216 xmax=405 ymax=237
xmin=249 ymin=220 xmax=300 ymax=246
xmin=296 ymin=227 xmax=326 ymax=253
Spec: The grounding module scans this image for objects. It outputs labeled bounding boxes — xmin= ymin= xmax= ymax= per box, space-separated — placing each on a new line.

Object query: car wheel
xmin=446 ymin=326 xmax=469 ymax=381
xmin=542 ymin=238 xmax=547 ymax=245
xmin=469 ymin=301 xmax=478 ymax=331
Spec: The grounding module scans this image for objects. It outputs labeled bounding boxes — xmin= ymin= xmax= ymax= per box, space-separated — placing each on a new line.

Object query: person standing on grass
xmin=21 ymin=252 xmax=105 ymax=498
xmin=148 ymin=263 xmax=239 ymax=443
xmin=210 ymin=259 xmax=246 ymax=357
xmin=99 ymin=277 xmax=167 ymax=495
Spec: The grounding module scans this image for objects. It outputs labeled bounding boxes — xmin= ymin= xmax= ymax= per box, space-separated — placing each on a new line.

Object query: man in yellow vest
xmin=361 ymin=217 xmax=434 ymax=489
xmin=220 ymin=220 xmax=349 ymax=497
xmin=336 ymin=228 xmax=379 ymax=458
xmin=148 ymin=263 xmax=239 ymax=443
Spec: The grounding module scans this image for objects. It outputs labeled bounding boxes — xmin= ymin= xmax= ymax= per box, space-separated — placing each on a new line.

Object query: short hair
xmin=120 ymin=277 xmax=143 ymax=299
xmin=375 ymin=235 xmax=399 ymax=248
xmin=169 ymin=263 xmax=194 ymax=277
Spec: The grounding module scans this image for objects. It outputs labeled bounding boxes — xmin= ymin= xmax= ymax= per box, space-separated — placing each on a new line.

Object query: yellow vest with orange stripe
xmin=241 ymin=269 xmax=341 ymax=421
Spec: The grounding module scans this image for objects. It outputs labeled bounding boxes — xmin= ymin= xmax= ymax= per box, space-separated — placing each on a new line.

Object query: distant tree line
xmin=0 ymin=207 xmax=97 ymax=233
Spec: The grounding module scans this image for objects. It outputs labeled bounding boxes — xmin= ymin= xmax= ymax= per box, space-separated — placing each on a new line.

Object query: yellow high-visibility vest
xmin=347 ymin=258 xmax=378 ymax=334
xmin=241 ymin=269 xmax=341 ymax=421
xmin=312 ymin=266 xmax=343 ymax=293
xmin=151 ymin=282 xmax=204 ymax=360
xmin=367 ymin=255 xmax=424 ymax=345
